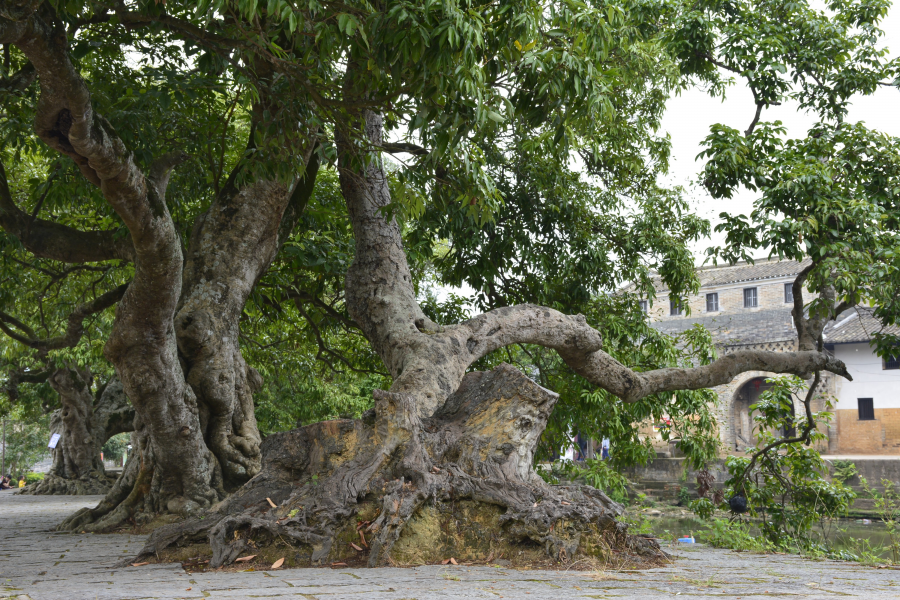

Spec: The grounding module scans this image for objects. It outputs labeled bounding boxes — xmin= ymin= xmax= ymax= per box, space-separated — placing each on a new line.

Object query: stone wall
xmin=623 ymin=457 xmax=900 ymax=512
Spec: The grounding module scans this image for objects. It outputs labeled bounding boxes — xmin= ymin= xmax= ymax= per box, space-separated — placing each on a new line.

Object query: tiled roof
xmin=651 ymin=308 xmax=797 ymax=347
xmin=652 ymin=257 xmax=811 ymax=294
xmin=823 ymin=307 xmax=900 ymax=345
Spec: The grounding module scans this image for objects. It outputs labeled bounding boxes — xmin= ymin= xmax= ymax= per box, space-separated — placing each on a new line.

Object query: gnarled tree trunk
xmin=20 ymin=368 xmax=134 ymax=496
xmin=136 ymin=364 xmax=657 ymax=568
xmin=3 ymin=6 xmax=318 ymax=530
xmin=130 ymin=105 xmax=851 ymax=568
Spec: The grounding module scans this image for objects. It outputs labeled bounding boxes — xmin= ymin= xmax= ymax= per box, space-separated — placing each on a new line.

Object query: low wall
xmin=622 ymin=457 xmax=900 ymax=513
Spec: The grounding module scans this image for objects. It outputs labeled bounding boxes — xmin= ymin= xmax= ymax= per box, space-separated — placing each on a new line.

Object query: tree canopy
xmin=0 ymin=0 xmax=898 ymax=565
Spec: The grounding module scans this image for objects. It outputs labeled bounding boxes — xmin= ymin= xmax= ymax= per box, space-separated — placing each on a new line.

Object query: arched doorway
xmin=732 ymin=377 xmax=774 ymax=451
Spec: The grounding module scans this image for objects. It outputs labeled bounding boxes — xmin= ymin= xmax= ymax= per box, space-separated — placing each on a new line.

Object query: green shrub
xmin=24 ymin=472 xmax=44 ymax=485
xmin=563 ymin=458 xmax=630 ymax=503
xmin=703 ymin=518 xmax=772 ymax=552
xmin=860 ymin=477 xmax=899 ymax=564
xmin=721 ymin=376 xmax=855 ymax=551
xmin=689 ymin=497 xmax=715 ymax=520
xmin=831 ymin=460 xmax=858 ymax=484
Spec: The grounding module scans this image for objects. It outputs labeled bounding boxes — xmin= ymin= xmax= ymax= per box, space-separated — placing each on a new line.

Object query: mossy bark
xmin=135 ymin=365 xmax=662 ymax=568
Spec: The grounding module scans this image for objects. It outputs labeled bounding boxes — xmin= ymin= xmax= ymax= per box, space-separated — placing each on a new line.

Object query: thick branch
xmin=0 ymin=61 xmax=34 ymax=93
xmin=0 ymin=160 xmax=135 ymax=262
xmin=460 ymin=303 xmax=850 ymax=403
xmin=381 ymin=142 xmax=429 ymax=156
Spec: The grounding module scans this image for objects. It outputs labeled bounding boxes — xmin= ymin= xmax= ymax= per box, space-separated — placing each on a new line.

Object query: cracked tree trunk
xmin=21 ymin=368 xmax=134 ymax=496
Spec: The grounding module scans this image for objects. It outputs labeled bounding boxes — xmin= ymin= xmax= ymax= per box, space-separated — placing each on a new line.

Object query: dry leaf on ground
xmin=234 ymin=555 xmax=257 ymax=562
xmin=350 ymin=542 xmax=363 ymax=551
xmin=266 ymin=498 xmax=277 ymax=508
xmin=130 ymin=562 xmax=149 ymax=567
xmin=271 ymin=557 xmax=285 ymax=569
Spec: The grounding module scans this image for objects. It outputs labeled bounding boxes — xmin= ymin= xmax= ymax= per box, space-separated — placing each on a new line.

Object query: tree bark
xmin=135 ymin=364 xmax=659 ymax=568
xmin=21 ymin=369 xmax=134 ymax=496
xmin=176 ymin=149 xmax=318 ymax=490
xmin=4 ymin=5 xmax=319 ymax=527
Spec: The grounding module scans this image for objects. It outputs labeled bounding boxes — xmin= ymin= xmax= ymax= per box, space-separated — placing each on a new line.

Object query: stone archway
xmin=731 ymin=375 xmax=775 ymax=451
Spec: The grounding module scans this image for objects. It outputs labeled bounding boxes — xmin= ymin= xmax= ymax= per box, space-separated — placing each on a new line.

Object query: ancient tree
xmin=19 ymin=366 xmax=133 ymax=495
xmin=2 ymin=0 xmax=897 ymax=568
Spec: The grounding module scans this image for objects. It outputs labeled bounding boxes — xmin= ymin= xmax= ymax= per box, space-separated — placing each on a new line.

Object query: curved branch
xmin=0 ymin=282 xmax=128 ymax=352
xmin=0 ymin=160 xmax=135 ymax=263
xmin=459 ymin=303 xmax=849 ymax=404
xmin=736 ymin=370 xmax=822 ymax=488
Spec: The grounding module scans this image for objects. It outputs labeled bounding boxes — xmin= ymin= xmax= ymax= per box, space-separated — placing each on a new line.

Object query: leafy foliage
xmin=697 ymin=377 xmax=857 ymax=551
xmin=1 ymin=412 xmax=50 ymax=478
xmin=860 ymin=477 xmax=900 ymax=564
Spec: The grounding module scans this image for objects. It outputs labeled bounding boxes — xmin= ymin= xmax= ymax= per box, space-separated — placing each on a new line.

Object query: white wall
xmin=832 ymin=343 xmax=900 ymax=410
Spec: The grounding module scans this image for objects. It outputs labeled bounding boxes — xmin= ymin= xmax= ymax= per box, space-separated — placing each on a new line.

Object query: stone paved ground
xmin=2 ymin=491 xmax=899 ymax=599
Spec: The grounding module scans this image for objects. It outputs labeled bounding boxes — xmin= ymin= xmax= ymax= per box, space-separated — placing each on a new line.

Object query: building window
xmin=743 ymin=287 xmax=758 ymax=308
xmin=858 ymin=398 xmax=875 ymax=421
xmin=884 ymin=355 xmax=900 ymax=370
xmin=784 ymin=283 xmax=794 ymax=304
xmin=639 ymin=300 xmax=648 ymax=314
xmin=706 ymin=293 xmax=719 ymax=312
xmin=669 ymin=298 xmax=682 ymax=316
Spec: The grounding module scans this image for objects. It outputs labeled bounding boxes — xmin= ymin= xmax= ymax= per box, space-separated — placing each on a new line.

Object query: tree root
xmin=132 ymin=364 xmax=663 ymax=568
xmin=17 ymin=471 xmax=118 ymax=496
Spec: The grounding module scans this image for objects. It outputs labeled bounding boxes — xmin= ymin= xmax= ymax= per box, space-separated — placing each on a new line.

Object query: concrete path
xmin=1 ymin=490 xmax=898 ymax=599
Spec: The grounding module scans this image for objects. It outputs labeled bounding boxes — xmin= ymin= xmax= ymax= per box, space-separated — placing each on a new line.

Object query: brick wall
xmin=835 ymin=408 xmax=900 ymax=454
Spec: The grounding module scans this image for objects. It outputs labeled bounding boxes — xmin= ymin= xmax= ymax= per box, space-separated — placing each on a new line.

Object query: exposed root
xmin=17 ymin=471 xmax=117 ymax=496
xmin=133 ymin=364 xmax=662 ymax=568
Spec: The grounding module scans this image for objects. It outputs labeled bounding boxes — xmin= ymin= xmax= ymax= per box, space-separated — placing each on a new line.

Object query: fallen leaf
xmin=331 ymin=562 xmax=348 ymax=567
xmin=271 ymin=557 xmax=285 ymax=569
xmin=450 ymin=557 xmax=458 ymax=565
xmin=130 ymin=562 xmax=149 ymax=567
xmin=359 ymin=530 xmax=368 ymax=547
xmin=350 ymin=542 xmax=363 ymax=551
xmin=185 ymin=588 xmax=192 ymax=591
xmin=560 ymin=501 xmax=570 ymax=505
xmin=266 ymin=497 xmax=277 ymax=508
xmin=234 ymin=555 xmax=257 ymax=562
xmin=441 ymin=559 xmax=451 ymax=565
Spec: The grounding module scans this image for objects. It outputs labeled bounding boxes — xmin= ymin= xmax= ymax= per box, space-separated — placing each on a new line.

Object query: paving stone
xmin=2 ymin=490 xmax=899 ymax=599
